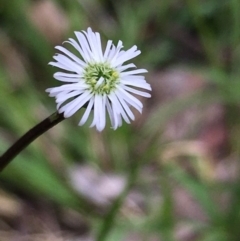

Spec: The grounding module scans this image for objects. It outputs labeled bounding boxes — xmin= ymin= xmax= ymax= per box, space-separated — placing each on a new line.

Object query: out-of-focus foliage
xmin=1 ymin=0 xmax=240 ymax=240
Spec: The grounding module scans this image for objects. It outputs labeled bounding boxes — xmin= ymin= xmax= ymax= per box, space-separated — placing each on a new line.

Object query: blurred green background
xmin=1 ymin=0 xmax=240 ymax=240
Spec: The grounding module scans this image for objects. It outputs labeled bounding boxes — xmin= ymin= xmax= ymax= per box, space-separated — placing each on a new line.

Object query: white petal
xmin=106 ymin=40 xmax=123 ymax=63
xmin=113 ymin=46 xmax=140 ymax=66
xmin=94 ymin=96 xmax=102 ymax=131
xmin=116 ymin=63 xmax=136 ymax=72
xmin=122 ymin=75 xmax=145 ymax=81
xmin=56 ymin=90 xmax=82 ymax=104
xmin=79 ymin=97 xmax=94 ymax=126
xmin=120 ymin=69 xmax=148 ymax=77
xmin=53 ymin=76 xmax=80 ymax=83
xmin=123 ymin=85 xmax=151 ymax=98
xmin=75 ymin=32 xmax=92 ymax=63
xmin=54 ymin=72 xmax=83 ymax=78
xmin=103 ymin=40 xmax=113 ymax=59
xmin=49 ymin=61 xmax=74 ymax=72
xmin=106 ymin=45 xmax=117 ymax=62
xmin=115 ymin=91 xmax=135 ymax=120
xmin=90 ymin=95 xmax=100 ymax=128
xmin=55 ymin=46 xmax=86 ymax=67
xmin=60 ymin=91 xmax=92 ymax=117
xmin=108 ymin=41 xmax=123 ymax=63
xmin=84 ymin=28 xmax=103 ymax=62
xmin=95 ymin=95 xmax=106 ymax=131
xmin=121 ymin=79 xmax=152 ymax=90
xmin=46 ymin=83 xmax=88 ymax=94
xmin=117 ymin=86 xmax=143 ymax=112
xmin=109 ymin=93 xmax=130 ymax=124
xmin=65 ymin=38 xmax=89 ymax=63
xmin=95 ymin=77 xmax=104 ymax=88
xmin=106 ymin=98 xmax=116 ymax=129
xmin=52 ymin=54 xmax=83 ymax=73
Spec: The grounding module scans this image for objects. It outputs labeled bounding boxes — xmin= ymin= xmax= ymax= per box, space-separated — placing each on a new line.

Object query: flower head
xmin=46 ymin=27 xmax=151 ymax=131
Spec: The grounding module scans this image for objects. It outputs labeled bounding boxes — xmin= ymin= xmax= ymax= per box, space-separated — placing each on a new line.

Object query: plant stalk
xmin=0 ymin=112 xmax=65 ymax=172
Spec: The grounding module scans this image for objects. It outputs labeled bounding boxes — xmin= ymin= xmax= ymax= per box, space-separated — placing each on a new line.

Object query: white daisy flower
xmin=46 ymin=27 xmax=151 ymax=131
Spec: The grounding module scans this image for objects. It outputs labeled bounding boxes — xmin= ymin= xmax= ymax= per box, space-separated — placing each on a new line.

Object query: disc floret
xmin=84 ymin=63 xmax=119 ymax=95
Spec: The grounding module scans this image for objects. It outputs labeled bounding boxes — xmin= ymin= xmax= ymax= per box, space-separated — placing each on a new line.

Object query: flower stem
xmin=0 ymin=112 xmax=65 ymax=172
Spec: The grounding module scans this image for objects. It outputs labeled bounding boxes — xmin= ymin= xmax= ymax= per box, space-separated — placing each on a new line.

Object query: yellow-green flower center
xmin=84 ymin=63 xmax=119 ymax=95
